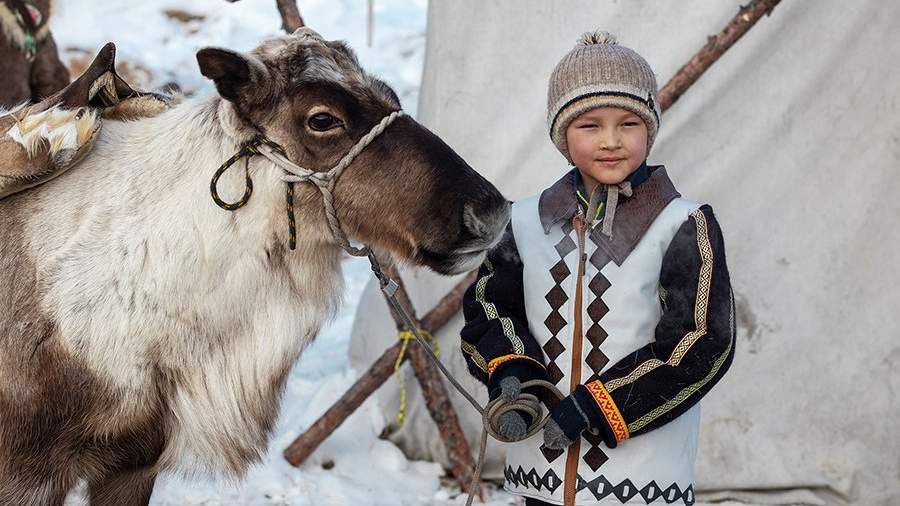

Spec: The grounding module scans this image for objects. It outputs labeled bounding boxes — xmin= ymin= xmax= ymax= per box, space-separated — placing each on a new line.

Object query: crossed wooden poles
xmin=283 ymin=0 xmax=783 ymax=495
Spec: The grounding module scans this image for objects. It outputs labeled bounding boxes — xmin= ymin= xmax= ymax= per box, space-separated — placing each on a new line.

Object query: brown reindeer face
xmin=197 ymin=29 xmax=508 ymax=274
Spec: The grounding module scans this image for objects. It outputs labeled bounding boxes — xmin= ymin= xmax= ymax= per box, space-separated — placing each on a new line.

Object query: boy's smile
xmin=565 ymin=106 xmax=648 ymax=193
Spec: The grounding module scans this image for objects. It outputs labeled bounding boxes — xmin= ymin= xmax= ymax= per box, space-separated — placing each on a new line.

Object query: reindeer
xmin=0 ymin=28 xmax=509 ymax=505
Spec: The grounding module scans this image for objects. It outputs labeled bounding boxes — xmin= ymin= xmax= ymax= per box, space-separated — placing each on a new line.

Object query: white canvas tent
xmin=349 ymin=1 xmax=900 ymax=504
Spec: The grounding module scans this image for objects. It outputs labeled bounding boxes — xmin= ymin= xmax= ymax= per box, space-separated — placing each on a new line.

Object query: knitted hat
xmin=547 ymin=30 xmax=661 ymax=162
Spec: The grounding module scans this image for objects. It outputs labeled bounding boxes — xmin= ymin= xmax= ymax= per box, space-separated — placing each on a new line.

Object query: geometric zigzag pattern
xmin=505 ymin=466 xmax=695 ymax=505
xmin=542 ymin=220 xmax=575 ymax=388
xmin=504 ymin=465 xmax=563 ymax=494
xmin=581 ymin=235 xmax=615 ymax=472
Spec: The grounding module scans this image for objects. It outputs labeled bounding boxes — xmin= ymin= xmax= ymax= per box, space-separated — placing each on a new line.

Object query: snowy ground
xmin=53 ymin=0 xmax=427 ymax=115
xmin=51 ymin=1 xmax=517 ymax=504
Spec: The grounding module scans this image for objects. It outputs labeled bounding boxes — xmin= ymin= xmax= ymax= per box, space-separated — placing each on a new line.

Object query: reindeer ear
xmin=196 ymin=47 xmax=268 ymax=103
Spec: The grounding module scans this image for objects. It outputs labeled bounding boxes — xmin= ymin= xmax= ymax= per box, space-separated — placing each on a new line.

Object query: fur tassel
xmin=578 ymin=29 xmax=617 ymax=46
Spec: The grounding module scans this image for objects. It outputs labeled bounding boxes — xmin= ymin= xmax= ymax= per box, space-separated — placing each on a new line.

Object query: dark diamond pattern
xmin=586 ymin=297 xmax=609 ymax=322
xmin=585 ymin=348 xmax=610 ymax=377
xmin=583 ymin=474 xmax=611 ymax=498
xmin=543 ymin=312 xmax=566 ymax=336
xmin=664 ymin=483 xmax=685 ymax=504
xmin=504 ymin=466 xmax=561 ymax=493
xmin=585 ymin=323 xmax=608 ymax=348
xmin=550 ymin=261 xmax=570 ymax=284
xmin=542 ymin=336 xmax=565 ymax=361
xmin=554 ymin=235 xmax=576 ymax=257
xmin=640 ymin=481 xmax=663 ymax=503
xmin=581 ymin=239 xmax=615 ymax=473
xmin=542 ymin=469 xmax=562 ymax=493
xmin=542 ymin=227 xmax=577 ymax=434
xmin=539 ymin=444 xmax=564 ymax=464
xmin=545 ymin=362 xmax=564 ymax=385
xmin=545 ymin=285 xmax=567 ymax=310
xmin=612 ymin=478 xmax=639 ymax=502
xmin=582 ymin=445 xmax=609 ymax=471
xmin=506 ymin=468 xmax=695 ymax=505
xmin=588 ymin=272 xmax=611 ymax=293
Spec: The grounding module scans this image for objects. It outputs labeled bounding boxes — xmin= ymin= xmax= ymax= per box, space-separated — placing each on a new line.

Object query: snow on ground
xmin=53 ymin=0 xmax=427 ymax=115
xmin=52 ymin=1 xmax=517 ymax=504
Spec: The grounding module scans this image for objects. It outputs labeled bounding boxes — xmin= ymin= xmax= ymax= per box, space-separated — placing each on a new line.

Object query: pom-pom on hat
xmin=547 ymin=30 xmax=660 ymax=162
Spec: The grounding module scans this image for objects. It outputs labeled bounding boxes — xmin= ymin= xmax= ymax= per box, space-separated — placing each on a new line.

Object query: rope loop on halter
xmin=209 ymin=110 xmax=404 ymax=253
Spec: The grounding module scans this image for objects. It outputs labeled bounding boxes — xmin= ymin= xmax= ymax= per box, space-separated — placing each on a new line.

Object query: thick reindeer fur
xmin=0 ymin=29 xmax=509 ymax=505
xmin=1 ymin=98 xmax=342 ymax=504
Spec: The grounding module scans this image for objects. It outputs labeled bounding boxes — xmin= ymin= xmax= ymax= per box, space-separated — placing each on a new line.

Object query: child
xmin=460 ymin=30 xmax=735 ymax=506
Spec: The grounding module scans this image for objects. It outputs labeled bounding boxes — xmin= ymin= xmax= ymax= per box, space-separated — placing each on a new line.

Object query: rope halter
xmin=210 ymin=110 xmax=405 ymax=256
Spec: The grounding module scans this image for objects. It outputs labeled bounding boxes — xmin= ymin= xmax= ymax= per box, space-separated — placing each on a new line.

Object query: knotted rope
xmin=394 ymin=328 xmax=440 ymax=427
xmin=210 ymin=110 xmax=404 ymax=254
xmin=257 ymin=110 xmax=405 ymax=256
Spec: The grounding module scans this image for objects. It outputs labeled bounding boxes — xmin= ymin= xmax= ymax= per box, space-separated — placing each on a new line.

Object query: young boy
xmin=460 ymin=30 xmax=735 ymax=506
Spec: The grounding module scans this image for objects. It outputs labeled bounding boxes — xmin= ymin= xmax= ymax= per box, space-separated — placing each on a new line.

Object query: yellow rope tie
xmin=393 ymin=329 xmax=439 ymax=427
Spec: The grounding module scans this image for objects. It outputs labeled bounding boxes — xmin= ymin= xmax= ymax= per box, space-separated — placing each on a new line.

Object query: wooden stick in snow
xmin=376 ymin=262 xmax=480 ymax=497
xmin=283 ymin=271 xmax=477 ymax=469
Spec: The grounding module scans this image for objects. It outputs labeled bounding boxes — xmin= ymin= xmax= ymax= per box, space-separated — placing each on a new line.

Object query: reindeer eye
xmin=308 ymin=112 xmax=341 ymax=131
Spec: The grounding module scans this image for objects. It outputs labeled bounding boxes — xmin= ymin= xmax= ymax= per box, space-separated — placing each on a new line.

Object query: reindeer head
xmin=196 ymin=28 xmax=508 ymax=274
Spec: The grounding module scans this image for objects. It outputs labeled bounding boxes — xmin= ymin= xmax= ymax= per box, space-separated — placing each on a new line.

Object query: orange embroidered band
xmin=487 ymin=354 xmax=544 ymax=379
xmin=585 ymin=380 xmax=630 ymax=442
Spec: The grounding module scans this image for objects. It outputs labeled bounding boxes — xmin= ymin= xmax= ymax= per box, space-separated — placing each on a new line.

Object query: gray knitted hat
xmin=547 ymin=30 xmax=661 ymax=162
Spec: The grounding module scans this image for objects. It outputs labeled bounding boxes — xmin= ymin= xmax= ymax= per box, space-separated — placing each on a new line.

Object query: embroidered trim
xmin=604 ymin=209 xmax=714 ymax=393
xmin=487 ymin=354 xmax=543 ymax=379
xmin=460 ymin=341 xmax=488 ymax=373
xmin=628 ymin=328 xmax=733 ymax=433
xmin=475 ymin=259 xmax=525 ymax=354
xmin=585 ymin=381 xmax=629 ymax=442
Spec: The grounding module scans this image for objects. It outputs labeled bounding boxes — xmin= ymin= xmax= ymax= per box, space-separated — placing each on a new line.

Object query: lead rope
xmin=210 ymin=110 xmax=569 ymax=505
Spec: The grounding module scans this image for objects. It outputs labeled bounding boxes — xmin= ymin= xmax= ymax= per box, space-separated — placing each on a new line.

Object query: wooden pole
xmin=283 ymin=271 xmax=476 ymax=467
xmin=658 ymin=0 xmax=782 ymax=112
xmin=275 ymin=0 xmax=305 ymax=33
xmin=377 ymin=262 xmax=481 ymax=497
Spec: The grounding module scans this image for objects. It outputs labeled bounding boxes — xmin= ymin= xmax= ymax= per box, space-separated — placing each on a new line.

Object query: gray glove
xmin=494 ymin=376 xmax=529 ymax=440
xmin=542 ymin=418 xmax=574 ymax=450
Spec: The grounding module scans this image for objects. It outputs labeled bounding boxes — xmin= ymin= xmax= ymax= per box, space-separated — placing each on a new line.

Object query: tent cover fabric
xmin=349 ymin=1 xmax=900 ymax=504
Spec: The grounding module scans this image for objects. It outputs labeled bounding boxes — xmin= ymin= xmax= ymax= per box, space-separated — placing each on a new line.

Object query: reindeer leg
xmin=87 ymin=469 xmax=156 ymax=506
xmin=0 ymin=467 xmax=69 ymax=506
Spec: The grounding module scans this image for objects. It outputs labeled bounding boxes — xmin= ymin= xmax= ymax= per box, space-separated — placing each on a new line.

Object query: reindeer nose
xmin=462 ymin=193 xmax=511 ymax=244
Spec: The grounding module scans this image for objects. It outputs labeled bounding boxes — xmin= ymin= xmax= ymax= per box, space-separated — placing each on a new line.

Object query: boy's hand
xmin=543 ymin=392 xmax=591 ymax=450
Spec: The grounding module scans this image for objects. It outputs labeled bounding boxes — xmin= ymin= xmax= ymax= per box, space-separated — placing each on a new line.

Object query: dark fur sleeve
xmin=30 ymin=33 xmax=69 ymax=101
xmin=580 ymin=205 xmax=736 ymax=445
xmin=460 ymin=222 xmax=547 ymax=391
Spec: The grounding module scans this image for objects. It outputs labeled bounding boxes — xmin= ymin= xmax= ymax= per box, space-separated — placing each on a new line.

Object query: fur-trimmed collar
xmin=538 ymin=165 xmax=681 ymax=264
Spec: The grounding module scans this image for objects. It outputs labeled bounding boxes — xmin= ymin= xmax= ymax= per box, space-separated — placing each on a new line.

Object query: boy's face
xmin=566 ymin=107 xmax=648 ymax=189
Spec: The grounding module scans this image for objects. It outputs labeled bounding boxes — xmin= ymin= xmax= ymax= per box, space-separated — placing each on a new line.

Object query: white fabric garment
xmin=349 ymin=1 xmax=900 ymax=504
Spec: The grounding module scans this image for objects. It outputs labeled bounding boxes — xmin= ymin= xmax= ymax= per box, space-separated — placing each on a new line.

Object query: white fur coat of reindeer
xmin=0 ymin=28 xmax=508 ymax=505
